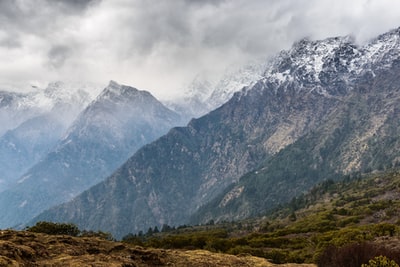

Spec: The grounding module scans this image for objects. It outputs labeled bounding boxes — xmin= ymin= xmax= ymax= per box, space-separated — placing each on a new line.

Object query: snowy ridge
xmin=236 ymin=26 xmax=400 ymax=98
xmin=8 ymin=81 xmax=99 ymax=112
xmin=207 ymin=61 xmax=267 ymax=108
xmin=364 ymin=27 xmax=400 ymax=70
xmin=0 ymin=82 xmax=100 ymax=137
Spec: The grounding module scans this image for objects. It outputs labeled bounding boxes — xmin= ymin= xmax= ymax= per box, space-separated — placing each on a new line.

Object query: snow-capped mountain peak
xmin=249 ymin=26 xmax=400 ymax=98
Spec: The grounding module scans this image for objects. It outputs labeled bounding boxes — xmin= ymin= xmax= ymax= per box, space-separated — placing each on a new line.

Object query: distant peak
xmin=98 ymin=81 xmax=153 ymax=102
xmin=108 ymin=80 xmax=120 ymax=88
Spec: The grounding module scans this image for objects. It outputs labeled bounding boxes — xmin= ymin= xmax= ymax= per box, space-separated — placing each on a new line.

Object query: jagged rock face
xmin=0 ymin=81 xmax=181 ymax=229
xmin=33 ymin=27 xmax=400 ymax=239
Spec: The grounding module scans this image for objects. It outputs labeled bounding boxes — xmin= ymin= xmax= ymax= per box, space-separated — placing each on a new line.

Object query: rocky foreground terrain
xmin=0 ymin=230 xmax=315 ymax=267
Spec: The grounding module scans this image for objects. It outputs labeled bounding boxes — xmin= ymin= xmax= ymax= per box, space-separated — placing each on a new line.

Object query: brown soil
xmin=0 ymin=230 xmax=316 ymax=267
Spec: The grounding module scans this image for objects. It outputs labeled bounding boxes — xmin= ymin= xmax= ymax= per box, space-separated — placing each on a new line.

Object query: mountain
xmin=167 ymin=61 xmax=267 ymax=121
xmin=31 ymin=27 xmax=400 ymax=239
xmin=189 ymin=28 xmax=400 ymax=223
xmin=192 ymin=59 xmax=400 ymax=223
xmin=0 ymin=81 xmax=181 ymax=228
xmin=0 ymin=82 xmax=95 ymax=191
xmin=32 ymin=27 xmax=400 ymax=239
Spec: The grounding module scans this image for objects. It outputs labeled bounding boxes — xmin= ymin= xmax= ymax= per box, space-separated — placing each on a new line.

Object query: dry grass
xmin=0 ymin=230 xmax=315 ymax=267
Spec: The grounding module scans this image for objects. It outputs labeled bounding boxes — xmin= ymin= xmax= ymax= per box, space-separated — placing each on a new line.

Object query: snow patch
xmin=17 ymin=174 xmax=31 ymax=184
xmin=19 ymin=200 xmax=27 ymax=208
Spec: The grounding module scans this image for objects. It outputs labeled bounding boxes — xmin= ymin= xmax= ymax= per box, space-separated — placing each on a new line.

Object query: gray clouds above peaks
xmin=0 ymin=0 xmax=400 ymax=99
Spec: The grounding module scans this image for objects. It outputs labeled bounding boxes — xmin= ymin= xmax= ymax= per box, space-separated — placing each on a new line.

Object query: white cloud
xmin=0 ymin=0 xmax=399 ymax=99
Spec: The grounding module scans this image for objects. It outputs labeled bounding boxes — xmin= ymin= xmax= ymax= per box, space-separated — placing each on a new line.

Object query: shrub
xmin=266 ymin=249 xmax=289 ymax=264
xmin=26 ymin=221 xmax=80 ymax=236
xmin=361 ymin=256 xmax=399 ymax=267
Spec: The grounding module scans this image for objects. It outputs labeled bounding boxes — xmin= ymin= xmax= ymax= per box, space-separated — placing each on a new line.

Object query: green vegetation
xmin=362 ymin=256 xmax=399 ymax=267
xmin=123 ymin=171 xmax=400 ymax=265
xmin=26 ymin=221 xmax=80 ymax=236
xmin=24 ymin=171 xmax=400 ymax=265
xmin=26 ymin=221 xmax=113 ymax=240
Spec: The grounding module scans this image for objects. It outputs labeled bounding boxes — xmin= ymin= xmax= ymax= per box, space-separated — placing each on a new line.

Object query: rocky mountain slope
xmin=192 ymin=60 xmax=400 ymax=223
xmin=33 ymin=27 xmax=400 ymax=239
xmin=0 ymin=81 xmax=181 ymax=229
xmin=0 ymin=82 xmax=95 ymax=191
xmin=191 ymin=28 xmax=400 ymax=223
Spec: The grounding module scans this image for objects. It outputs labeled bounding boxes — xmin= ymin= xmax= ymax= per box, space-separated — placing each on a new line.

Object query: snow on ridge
xmin=4 ymin=81 xmax=100 ymax=112
xmin=257 ymin=27 xmax=400 ymax=96
xmin=363 ymin=28 xmax=400 ymax=68
xmin=207 ymin=60 xmax=267 ymax=108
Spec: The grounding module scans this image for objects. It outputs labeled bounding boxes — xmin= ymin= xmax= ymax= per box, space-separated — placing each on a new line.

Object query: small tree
xmin=361 ymin=256 xmax=399 ymax=267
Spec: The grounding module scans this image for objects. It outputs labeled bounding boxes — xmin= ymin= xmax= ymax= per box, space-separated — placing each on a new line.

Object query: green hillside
xmin=124 ymin=171 xmax=400 ymax=265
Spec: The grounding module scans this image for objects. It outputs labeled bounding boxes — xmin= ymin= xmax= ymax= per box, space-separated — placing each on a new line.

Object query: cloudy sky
xmin=1 ymin=0 xmax=400 ymax=99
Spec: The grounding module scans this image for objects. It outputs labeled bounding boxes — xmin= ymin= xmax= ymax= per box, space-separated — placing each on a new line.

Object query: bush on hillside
xmin=26 ymin=221 xmax=80 ymax=236
xmin=361 ymin=256 xmax=399 ymax=267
